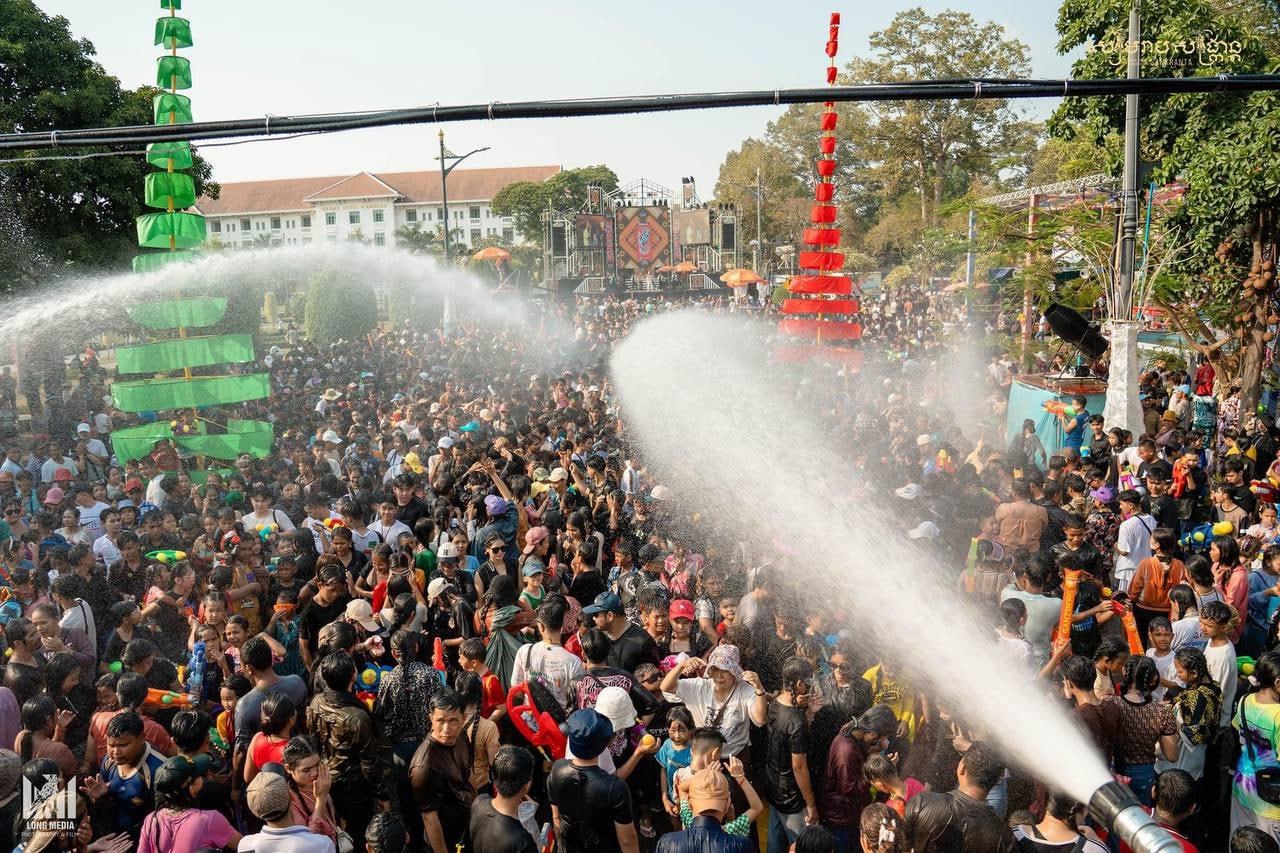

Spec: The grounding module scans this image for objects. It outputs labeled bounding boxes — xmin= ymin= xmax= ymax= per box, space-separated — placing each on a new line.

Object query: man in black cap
xmin=584 ymin=591 xmax=659 ymax=674
xmin=547 ymin=709 xmax=638 ymax=853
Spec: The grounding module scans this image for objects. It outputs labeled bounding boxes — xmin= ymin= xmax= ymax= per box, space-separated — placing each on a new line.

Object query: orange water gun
xmin=1120 ymin=607 xmax=1143 ymax=655
xmin=433 ymin=637 xmax=446 ymax=672
xmin=1056 ymin=570 xmax=1081 ymax=648
xmin=143 ymin=688 xmax=194 ymax=709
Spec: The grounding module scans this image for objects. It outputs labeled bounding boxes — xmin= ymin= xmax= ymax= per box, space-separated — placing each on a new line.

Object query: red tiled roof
xmin=196 ymin=165 xmax=561 ymax=216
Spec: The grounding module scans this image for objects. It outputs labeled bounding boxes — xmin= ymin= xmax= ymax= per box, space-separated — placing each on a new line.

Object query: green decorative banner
xmin=137 ymin=211 xmax=206 ymax=249
xmin=146 ymin=141 xmax=193 ymax=170
xmin=112 ymin=419 xmax=272 ymax=463
xmin=152 ymin=93 xmax=192 ymax=125
xmin=132 ymin=251 xmax=197 ymax=275
xmin=128 ymin=298 xmax=227 ymax=329
xmin=156 ymin=55 xmax=192 ymax=90
xmin=144 ymin=172 xmax=196 ymax=210
xmin=154 ymin=16 xmax=193 ymax=49
xmin=112 ymin=373 xmax=270 ymax=412
xmin=117 ymin=334 xmax=255 ymax=375
xmin=160 ymin=0 xmax=182 ymax=9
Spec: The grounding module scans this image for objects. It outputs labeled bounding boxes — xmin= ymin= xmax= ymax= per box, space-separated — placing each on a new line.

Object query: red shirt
xmin=1116 ymin=810 xmax=1197 ymax=853
xmin=480 ymin=670 xmax=505 ymax=719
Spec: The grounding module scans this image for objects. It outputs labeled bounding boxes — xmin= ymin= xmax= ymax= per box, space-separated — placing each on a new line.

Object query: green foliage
xmin=304 ymin=270 xmax=376 ymax=346
xmin=491 ymin=165 xmax=620 ymax=248
xmin=287 ymin=293 xmax=307 ymax=323
xmin=0 ymin=1 xmax=217 ymax=288
xmin=711 ymin=138 xmax=809 ymax=248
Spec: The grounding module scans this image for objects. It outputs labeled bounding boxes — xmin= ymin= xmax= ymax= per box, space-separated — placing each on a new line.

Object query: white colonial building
xmin=194 ymin=165 xmax=560 ymax=250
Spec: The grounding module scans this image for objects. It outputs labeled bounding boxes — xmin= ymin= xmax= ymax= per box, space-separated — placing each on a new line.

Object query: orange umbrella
xmin=656 ymin=265 xmax=675 ymax=273
xmin=721 ymin=268 xmax=765 ymax=287
xmin=472 ymin=246 xmax=511 ymax=262
xmin=674 ymin=261 xmax=697 ymax=273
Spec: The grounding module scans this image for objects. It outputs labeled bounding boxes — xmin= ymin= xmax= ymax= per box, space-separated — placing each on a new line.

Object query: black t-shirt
xmin=605 ymin=622 xmax=659 ymax=675
xmin=546 ymin=760 xmax=632 ymax=853
xmin=298 ymin=593 xmax=351 ymax=648
xmin=1230 ymin=483 xmax=1259 ymax=517
xmin=397 ymin=496 xmax=430 ymax=531
xmin=763 ymin=700 xmax=810 ymax=814
xmin=1148 ymin=494 xmax=1179 ymax=531
xmin=410 ymin=737 xmax=475 ymax=850
xmin=567 ymin=568 xmax=606 ymax=608
xmin=468 ymin=795 xmax=538 ymax=853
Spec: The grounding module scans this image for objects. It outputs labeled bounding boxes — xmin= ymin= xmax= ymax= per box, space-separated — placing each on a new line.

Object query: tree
xmin=304 ymin=269 xmax=376 ymax=346
xmin=0 ymin=0 xmax=217 ymax=288
xmin=491 ymin=165 xmax=619 ymax=248
xmin=1053 ymin=0 xmax=1280 ymax=410
xmin=396 ymin=222 xmax=443 ymax=257
xmin=711 ymin=138 xmax=809 ymax=249
xmin=841 ymin=9 xmax=1037 ymax=228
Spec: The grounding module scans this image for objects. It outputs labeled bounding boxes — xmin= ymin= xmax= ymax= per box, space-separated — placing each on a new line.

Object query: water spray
xmin=1089 ymin=781 xmax=1182 ymax=853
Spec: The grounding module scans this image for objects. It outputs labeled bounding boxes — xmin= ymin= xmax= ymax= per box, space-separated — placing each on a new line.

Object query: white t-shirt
xmin=93 ymin=534 xmax=121 ymax=569
xmin=369 ymin=518 xmax=412 ymax=548
xmin=240 ymin=509 xmax=296 ymax=533
xmin=995 ymin=632 xmax=1034 ymax=671
xmin=82 ymin=438 xmax=108 ymax=460
xmin=56 ymin=527 xmax=93 ymax=547
xmin=1115 ymin=514 xmax=1155 ymax=588
xmin=1204 ymin=639 xmax=1239 ymax=727
xmin=509 ymin=642 xmax=584 ymax=714
xmin=1171 ymin=614 xmax=1206 ymax=652
xmin=77 ymin=501 xmax=110 ymax=540
xmin=999 ymin=586 xmax=1062 ymax=666
xmin=40 ymin=457 xmax=77 ymax=483
xmin=60 ymin=599 xmax=96 ymax=658
xmin=1146 ymin=647 xmax=1180 ymax=702
xmin=1011 ymin=826 xmax=1107 ymax=853
xmin=238 ymin=824 xmax=335 ymax=853
xmin=674 ymin=677 xmax=758 ymax=758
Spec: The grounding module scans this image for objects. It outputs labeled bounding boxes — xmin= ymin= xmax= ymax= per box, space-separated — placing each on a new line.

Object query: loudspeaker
xmin=1044 ymin=303 xmax=1108 ymax=361
xmin=551 ymin=226 xmax=566 ymax=256
xmin=721 ymin=221 xmax=736 ymax=251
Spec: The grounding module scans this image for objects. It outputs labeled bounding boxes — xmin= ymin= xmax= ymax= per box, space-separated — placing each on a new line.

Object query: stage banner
xmin=574 ymin=214 xmax=608 ymax=276
xmin=675 ymin=209 xmax=712 ymax=245
xmin=615 ymin=207 xmax=671 ymax=271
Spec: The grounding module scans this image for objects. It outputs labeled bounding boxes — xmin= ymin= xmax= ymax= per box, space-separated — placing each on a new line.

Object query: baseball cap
xmin=344 ymin=599 xmax=380 ymax=632
xmin=154 ymin=754 xmax=212 ymax=796
xmin=916 ymin=434 xmax=932 ymax=447
xmin=42 ymin=487 xmax=64 ymax=505
xmin=908 ymin=521 xmax=941 ymax=540
xmin=895 ymin=484 xmax=921 ymax=500
xmin=437 ymin=541 xmax=460 ymax=562
xmin=582 ymin=591 xmax=624 ymax=616
xmin=565 ymin=709 xmax=614 ymax=760
xmin=51 ymin=468 xmax=72 ymax=484
xmin=688 ymin=767 xmax=731 ymax=815
xmin=1090 ymin=485 xmax=1116 ymax=504
xmin=669 ymin=599 xmax=695 ymax=622
xmin=547 ymin=467 xmax=568 ymax=483
xmin=484 ymin=495 xmax=509 ymax=517
xmin=427 ymin=577 xmax=453 ymax=600
xmin=124 ymin=478 xmax=144 ymax=493
xmin=594 ymin=686 xmax=637 ymax=734
xmin=521 ymin=563 xmax=545 ymax=578
xmin=437 ymin=436 xmax=455 ymax=450
xmin=246 ymin=771 xmax=291 ymax=821
xmin=321 ymin=430 xmax=343 ymax=445
xmin=75 ymin=423 xmax=90 ymax=434
xmin=523 ymin=526 xmax=549 ymax=555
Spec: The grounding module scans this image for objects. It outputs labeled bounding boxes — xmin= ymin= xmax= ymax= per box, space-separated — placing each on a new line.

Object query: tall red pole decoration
xmin=776 ymin=13 xmax=863 ymax=369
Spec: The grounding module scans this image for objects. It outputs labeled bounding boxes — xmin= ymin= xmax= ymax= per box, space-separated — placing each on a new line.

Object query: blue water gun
xmin=1179 ymin=523 xmax=1214 ymax=552
xmin=186 ymin=641 xmax=207 ymax=704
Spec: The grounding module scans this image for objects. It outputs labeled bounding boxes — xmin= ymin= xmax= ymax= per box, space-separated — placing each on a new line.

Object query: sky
xmin=40 ymin=0 xmax=1081 ymax=194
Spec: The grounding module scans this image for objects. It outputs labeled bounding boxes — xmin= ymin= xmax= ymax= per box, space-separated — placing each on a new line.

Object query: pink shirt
xmin=1218 ymin=563 xmax=1248 ymax=643
xmin=138 ymin=808 xmax=236 ymax=853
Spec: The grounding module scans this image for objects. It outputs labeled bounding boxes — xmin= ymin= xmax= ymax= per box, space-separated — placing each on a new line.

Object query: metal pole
xmin=1116 ymin=0 xmax=1141 ymax=319
xmin=438 ymin=130 xmax=450 ymax=268
xmin=965 ymin=208 xmax=977 ymax=320
xmin=755 ymin=166 xmax=763 ymax=273
xmin=1023 ymin=193 xmax=1038 ymax=370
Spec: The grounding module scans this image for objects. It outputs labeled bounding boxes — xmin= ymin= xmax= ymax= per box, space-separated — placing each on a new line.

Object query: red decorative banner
xmin=814 ymin=183 xmax=835 ymax=202
xmin=810 ymin=205 xmax=837 ymax=224
xmin=778 ymin=318 xmax=863 ymax=340
xmin=782 ymin=298 xmax=859 ymax=315
xmin=796 ymin=251 xmax=844 ymax=270
xmin=802 ymin=227 xmax=841 ymax=245
xmin=788 ymin=274 xmax=853 ymax=294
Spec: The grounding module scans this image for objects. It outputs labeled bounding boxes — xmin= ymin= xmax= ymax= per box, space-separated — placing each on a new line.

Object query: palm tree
xmin=395 ymin=222 xmax=442 ymax=256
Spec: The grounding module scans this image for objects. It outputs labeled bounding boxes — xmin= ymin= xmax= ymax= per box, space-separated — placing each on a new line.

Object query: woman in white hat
xmin=658 ymin=644 xmax=767 ymax=760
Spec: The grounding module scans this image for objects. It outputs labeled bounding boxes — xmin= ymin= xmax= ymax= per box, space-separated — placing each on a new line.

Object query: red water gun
xmin=1171 ymin=458 xmax=1191 ymax=499
xmin=507 ymin=682 xmax=566 ymax=760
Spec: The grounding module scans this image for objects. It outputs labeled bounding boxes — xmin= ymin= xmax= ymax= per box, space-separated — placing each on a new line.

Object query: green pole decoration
xmin=113 ymin=0 xmax=274 ymax=464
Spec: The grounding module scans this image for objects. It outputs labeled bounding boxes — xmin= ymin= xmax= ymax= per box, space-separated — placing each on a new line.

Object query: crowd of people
xmin=0 ymin=290 xmax=1277 ymax=853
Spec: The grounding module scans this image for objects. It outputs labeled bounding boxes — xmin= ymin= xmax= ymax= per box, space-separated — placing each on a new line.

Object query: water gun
xmin=1042 ymin=400 xmax=1076 ymax=417
xmin=1239 ymin=656 xmax=1257 ymax=676
xmin=187 ymin=641 xmax=207 ymax=705
xmin=355 ymin=690 xmax=376 ymax=712
xmin=322 ymin=518 xmax=345 ymax=531
xmin=1056 ymin=570 xmax=1081 ymax=648
xmin=145 ymin=550 xmax=187 ymax=564
xmin=432 ymin=637 xmax=448 ymax=686
xmin=935 ymin=448 xmax=955 ymax=475
xmin=507 ymin=681 xmax=566 ymax=760
xmin=254 ymin=523 xmax=277 ymax=543
xmin=1179 ymin=523 xmax=1215 ymax=552
xmin=1120 ymin=608 xmax=1143 ymax=656
xmin=144 ymin=688 xmax=194 ymax=709
xmin=1253 ymin=480 xmax=1280 ymax=506
xmin=358 ymin=664 xmax=393 ymax=691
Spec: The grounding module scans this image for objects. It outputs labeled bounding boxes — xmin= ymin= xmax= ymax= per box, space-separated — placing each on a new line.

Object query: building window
xmin=405 ymin=209 xmax=417 ymax=222
xmin=437 ymin=207 xmax=444 ymax=220
xmin=470 ymin=228 xmax=482 ymax=243
xmin=469 ymin=206 xmax=481 ymax=220
xmin=325 ymin=212 xmax=336 ymax=226
xmin=373 ymin=209 xmax=384 ymax=224
xmin=210 ymin=220 xmax=221 ymax=233
xmin=301 ymin=215 xmax=311 ymax=228
xmin=373 ymin=233 xmax=386 ymax=246
xmin=270 ymin=216 xmax=281 ymax=230
xmin=240 ymin=218 xmax=251 ymax=232
xmin=226 ymin=222 xmax=236 ymax=233
xmin=425 ymin=210 xmax=433 ymax=221
xmin=302 ymin=237 xmax=312 ymax=244
xmin=503 ymin=227 xmax=514 ymax=243
xmin=349 ymin=210 xmax=361 ymax=225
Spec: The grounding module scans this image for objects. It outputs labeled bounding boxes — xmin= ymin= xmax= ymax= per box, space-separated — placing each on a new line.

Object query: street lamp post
xmin=435 ymin=130 xmax=490 ymax=267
